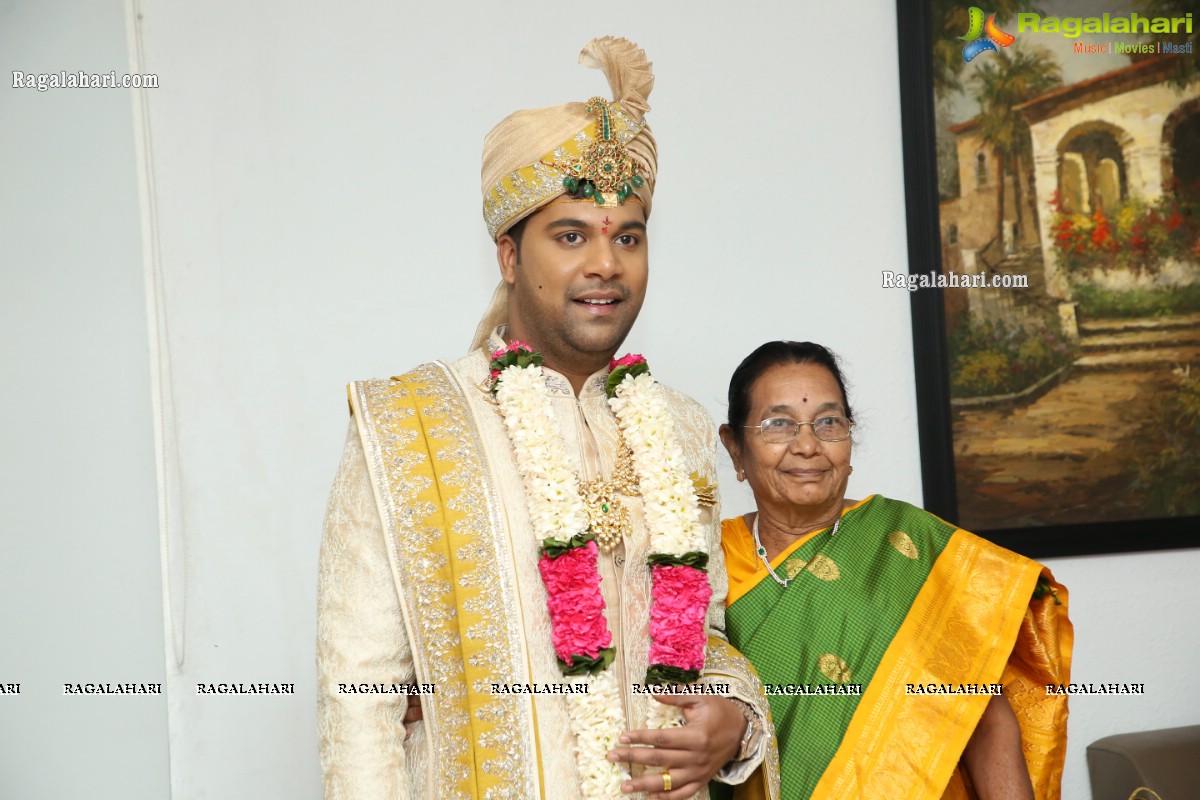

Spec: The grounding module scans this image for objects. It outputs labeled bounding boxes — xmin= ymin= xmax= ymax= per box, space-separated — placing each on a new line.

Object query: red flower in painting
xmin=1090 ymin=208 xmax=1119 ymax=253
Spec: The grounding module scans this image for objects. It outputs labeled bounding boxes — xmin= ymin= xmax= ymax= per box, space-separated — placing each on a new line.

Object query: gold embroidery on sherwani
xmin=353 ymin=364 xmax=536 ymax=799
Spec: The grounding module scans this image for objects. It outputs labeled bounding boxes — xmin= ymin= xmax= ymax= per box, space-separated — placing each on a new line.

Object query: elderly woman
xmin=717 ymin=341 xmax=1072 ymax=800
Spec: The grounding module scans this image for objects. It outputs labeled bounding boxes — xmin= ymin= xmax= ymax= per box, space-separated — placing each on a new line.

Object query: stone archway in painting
xmin=1056 ymin=121 xmax=1133 ymax=214
xmin=1163 ymin=98 xmax=1200 ymax=197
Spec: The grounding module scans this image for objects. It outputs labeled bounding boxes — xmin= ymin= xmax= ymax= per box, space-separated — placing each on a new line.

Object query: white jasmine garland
xmin=494 ymin=352 xmax=712 ymax=782
xmin=608 ymin=373 xmax=706 ymax=557
xmin=494 ymin=363 xmax=625 ymax=799
xmin=607 ymin=371 xmax=708 ymax=730
xmin=495 ymin=365 xmax=588 ymax=539
xmin=566 ymin=671 xmax=630 ymax=797
xmin=645 ymin=697 xmax=688 ymax=731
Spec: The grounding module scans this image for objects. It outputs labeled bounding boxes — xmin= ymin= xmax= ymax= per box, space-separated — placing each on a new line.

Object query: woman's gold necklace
xmin=752 ymin=513 xmax=841 ymax=588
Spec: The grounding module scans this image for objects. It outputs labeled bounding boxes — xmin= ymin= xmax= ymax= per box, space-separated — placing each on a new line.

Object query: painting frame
xmin=894 ymin=0 xmax=1200 ymax=559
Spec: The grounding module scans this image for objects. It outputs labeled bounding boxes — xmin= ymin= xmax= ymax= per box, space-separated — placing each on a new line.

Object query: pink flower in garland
xmin=609 ymin=353 xmax=646 ymax=371
xmin=647 ymin=565 xmax=711 ymax=673
xmin=491 ymin=339 xmax=532 ymax=359
xmin=606 ymin=353 xmax=651 ymax=398
xmin=539 ymin=541 xmax=613 ymax=664
xmin=488 ymin=341 xmax=542 ymax=394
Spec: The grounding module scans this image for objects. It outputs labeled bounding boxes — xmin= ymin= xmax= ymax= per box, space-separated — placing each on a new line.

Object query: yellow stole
xmin=350 ymin=364 xmax=542 ymax=799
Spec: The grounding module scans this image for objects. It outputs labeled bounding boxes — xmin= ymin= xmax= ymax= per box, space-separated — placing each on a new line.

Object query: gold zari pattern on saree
xmin=804 ymin=555 xmax=840 ymax=582
xmin=817 ymin=654 xmax=853 ymax=684
xmin=810 ymin=531 xmax=1046 ymax=800
xmin=888 ymin=530 xmax=920 ymax=560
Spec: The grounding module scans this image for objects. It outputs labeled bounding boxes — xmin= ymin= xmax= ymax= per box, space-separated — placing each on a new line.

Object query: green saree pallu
xmin=720 ymin=496 xmax=1072 ymax=800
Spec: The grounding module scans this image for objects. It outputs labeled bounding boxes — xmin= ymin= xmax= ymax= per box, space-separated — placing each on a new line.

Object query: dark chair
xmin=1087 ymin=725 xmax=1200 ymax=800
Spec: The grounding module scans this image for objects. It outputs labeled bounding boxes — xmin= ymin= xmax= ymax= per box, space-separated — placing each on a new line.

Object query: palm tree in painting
xmin=970 ymin=48 xmax=1061 ymax=247
xmin=932 ymin=0 xmax=1039 ymax=98
xmin=1136 ymin=0 xmax=1199 ymax=86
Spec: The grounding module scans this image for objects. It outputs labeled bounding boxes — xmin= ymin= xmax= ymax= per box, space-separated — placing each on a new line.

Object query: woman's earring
xmin=736 ymin=468 xmax=745 ymax=482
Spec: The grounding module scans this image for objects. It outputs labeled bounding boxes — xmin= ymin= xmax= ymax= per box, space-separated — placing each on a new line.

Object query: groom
xmin=318 ymin=36 xmax=776 ymax=799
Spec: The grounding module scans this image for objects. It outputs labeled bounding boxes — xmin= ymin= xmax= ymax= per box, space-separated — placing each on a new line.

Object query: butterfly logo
xmin=961 ymin=7 xmax=1016 ymax=62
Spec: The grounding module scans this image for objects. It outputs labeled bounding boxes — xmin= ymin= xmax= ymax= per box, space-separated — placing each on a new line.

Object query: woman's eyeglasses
xmin=743 ymin=415 xmax=852 ymax=444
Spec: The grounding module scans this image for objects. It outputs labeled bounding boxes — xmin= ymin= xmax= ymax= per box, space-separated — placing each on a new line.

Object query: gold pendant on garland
xmin=577 ymin=437 xmax=640 ymax=553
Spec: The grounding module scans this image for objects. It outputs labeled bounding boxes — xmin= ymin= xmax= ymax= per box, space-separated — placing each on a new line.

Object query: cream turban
xmin=471 ymin=36 xmax=657 ymax=351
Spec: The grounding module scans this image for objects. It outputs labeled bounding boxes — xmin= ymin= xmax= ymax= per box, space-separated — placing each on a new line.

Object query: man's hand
xmin=606 ymin=694 xmax=747 ymax=798
xmin=402 ymin=690 xmax=423 ymax=731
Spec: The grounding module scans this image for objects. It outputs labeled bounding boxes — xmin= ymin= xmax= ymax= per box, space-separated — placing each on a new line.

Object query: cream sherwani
xmin=318 ymin=333 xmax=776 ymax=799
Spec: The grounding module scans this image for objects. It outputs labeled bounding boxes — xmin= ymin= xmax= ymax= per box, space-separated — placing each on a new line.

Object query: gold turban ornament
xmin=470 ymin=36 xmax=656 ymax=352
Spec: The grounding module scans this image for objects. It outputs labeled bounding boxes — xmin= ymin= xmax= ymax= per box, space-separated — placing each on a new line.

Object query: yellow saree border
xmin=809 ymin=529 xmax=1043 ymax=799
xmin=351 ymin=363 xmax=539 ymax=799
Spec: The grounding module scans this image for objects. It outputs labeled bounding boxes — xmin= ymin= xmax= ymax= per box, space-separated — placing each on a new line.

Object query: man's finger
xmin=619 ymin=770 xmax=704 ymax=797
xmin=617 ymin=726 xmax=701 ymax=750
xmin=403 ymin=693 xmax=423 ymax=725
xmin=647 ymin=692 xmax=704 ymax=708
xmin=607 ymin=744 xmax=694 ymax=768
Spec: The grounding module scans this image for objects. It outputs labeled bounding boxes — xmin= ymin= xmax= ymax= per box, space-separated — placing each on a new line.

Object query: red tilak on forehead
xmin=602 ymin=215 xmax=613 ymax=234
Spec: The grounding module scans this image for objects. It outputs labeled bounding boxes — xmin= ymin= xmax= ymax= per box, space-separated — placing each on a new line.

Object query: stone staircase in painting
xmin=1074 ymin=312 xmax=1200 ymax=370
xmin=968 ymin=244 xmax=1057 ymax=329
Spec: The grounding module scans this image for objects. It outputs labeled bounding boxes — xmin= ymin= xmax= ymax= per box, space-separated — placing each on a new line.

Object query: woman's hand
xmin=962 ymin=693 xmax=1034 ymax=800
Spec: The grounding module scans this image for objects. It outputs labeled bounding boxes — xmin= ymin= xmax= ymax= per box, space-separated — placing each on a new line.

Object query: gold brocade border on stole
xmin=703 ymin=637 xmax=782 ymax=800
xmin=809 ymin=530 xmax=1042 ymax=800
xmin=351 ymin=364 xmax=536 ymax=799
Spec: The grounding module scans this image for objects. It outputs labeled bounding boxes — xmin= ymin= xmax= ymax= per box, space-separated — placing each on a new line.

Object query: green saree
xmin=720 ymin=495 xmax=1071 ymax=800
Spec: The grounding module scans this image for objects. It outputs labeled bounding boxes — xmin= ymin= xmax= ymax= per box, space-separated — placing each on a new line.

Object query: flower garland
xmin=489 ymin=343 xmax=713 ymax=797
xmin=605 ymin=354 xmax=712 ymax=729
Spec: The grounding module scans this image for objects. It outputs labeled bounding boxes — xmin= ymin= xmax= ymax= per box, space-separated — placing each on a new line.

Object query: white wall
xmin=0 ymin=0 xmax=170 ymax=796
xmin=4 ymin=0 xmax=1196 ymax=797
xmin=1042 ymin=548 xmax=1200 ymax=799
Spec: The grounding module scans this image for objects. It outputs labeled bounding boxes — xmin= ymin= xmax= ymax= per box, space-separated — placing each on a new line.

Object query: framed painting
xmin=895 ymin=0 xmax=1200 ymax=557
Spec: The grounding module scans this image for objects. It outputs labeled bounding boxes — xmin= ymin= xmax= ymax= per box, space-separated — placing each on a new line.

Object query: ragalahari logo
xmin=961 ymin=8 xmax=1016 ymax=61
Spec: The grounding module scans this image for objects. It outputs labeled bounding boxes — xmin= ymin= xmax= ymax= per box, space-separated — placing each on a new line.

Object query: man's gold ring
xmin=661 ymin=770 xmax=672 ymax=792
